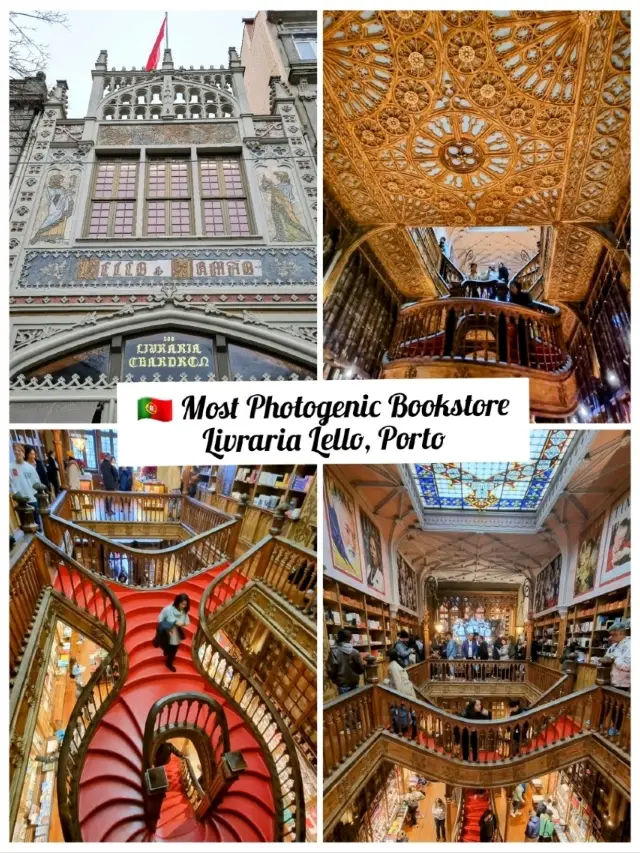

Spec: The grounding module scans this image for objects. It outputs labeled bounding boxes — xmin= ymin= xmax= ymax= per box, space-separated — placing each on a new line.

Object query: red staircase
xmin=55 ymin=564 xmax=277 ymax=842
xmin=459 ymin=790 xmax=490 ymax=843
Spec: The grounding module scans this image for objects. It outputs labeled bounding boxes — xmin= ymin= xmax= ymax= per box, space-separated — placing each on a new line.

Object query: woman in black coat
xmin=458 ymin=699 xmax=490 ymax=761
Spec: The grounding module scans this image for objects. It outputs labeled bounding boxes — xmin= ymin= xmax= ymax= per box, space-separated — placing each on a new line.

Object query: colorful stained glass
xmin=413 ymin=430 xmax=575 ymax=512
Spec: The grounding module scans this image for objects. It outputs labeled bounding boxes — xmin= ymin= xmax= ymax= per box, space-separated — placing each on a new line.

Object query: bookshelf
xmin=564 ymin=586 xmax=630 ymax=663
xmin=197 ymin=464 xmax=315 ymax=514
xmin=533 ymin=612 xmax=561 ymax=659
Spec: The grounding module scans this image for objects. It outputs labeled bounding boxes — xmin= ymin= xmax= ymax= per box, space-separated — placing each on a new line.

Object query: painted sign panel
xmin=600 ymin=493 xmax=631 ymax=587
xmin=324 ymin=472 xmax=362 ymax=581
xmin=534 ymin=554 xmax=561 ymax=614
xmin=18 ymin=248 xmax=316 ymax=289
xmin=574 ymin=513 xmax=606 ymax=598
xmin=397 ymin=554 xmax=418 ymax=613
xmin=122 ymin=332 xmax=214 ymax=381
xmin=359 ymin=509 xmax=385 ymax=595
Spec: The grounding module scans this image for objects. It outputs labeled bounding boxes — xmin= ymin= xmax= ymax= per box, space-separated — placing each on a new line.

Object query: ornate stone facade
xmin=10 ymin=41 xmax=317 ymax=422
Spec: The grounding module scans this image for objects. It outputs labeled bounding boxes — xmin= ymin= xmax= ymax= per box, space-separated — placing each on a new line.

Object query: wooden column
xmin=53 ymin=430 xmax=67 ymax=489
xmin=503 ymin=789 xmax=511 ymax=842
xmin=557 ymin=608 xmax=569 ymax=659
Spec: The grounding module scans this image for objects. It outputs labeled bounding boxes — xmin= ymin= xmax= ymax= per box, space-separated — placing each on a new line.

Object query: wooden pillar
xmin=504 ymin=789 xmax=511 ymax=842
xmin=53 ymin=430 xmax=67 ymax=489
xmin=557 ymin=608 xmax=569 ymax=660
xmin=525 ymin=621 xmax=533 ymax=660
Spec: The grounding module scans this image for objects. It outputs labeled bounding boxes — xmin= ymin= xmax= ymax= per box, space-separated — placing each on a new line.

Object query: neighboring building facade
xmin=9 ymin=73 xmax=49 ymax=184
xmin=241 ymin=11 xmax=317 ymax=157
xmin=10 ymin=45 xmax=318 ymax=423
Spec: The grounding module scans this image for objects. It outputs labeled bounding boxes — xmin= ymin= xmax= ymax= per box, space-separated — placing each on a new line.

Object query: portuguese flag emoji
xmin=137 ymin=397 xmax=173 ymax=422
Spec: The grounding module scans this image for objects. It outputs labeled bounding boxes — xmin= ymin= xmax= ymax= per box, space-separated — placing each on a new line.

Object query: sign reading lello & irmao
xmin=123 ymin=332 xmax=214 ymax=381
xmin=18 ymin=248 xmax=316 ymax=289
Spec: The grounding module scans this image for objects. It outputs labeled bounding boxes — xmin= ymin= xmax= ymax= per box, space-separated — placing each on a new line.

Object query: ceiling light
xmin=344 ymin=367 xmax=354 ymax=378
xmin=578 ymin=404 xmax=590 ymax=421
xmin=606 ymin=370 xmax=620 ymax=388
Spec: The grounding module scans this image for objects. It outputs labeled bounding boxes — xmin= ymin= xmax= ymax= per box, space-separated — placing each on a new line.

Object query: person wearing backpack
xmin=524 ymin=809 xmax=540 ymax=842
xmin=327 ymin=628 xmax=365 ymax=694
xmin=538 ymin=810 xmax=556 ymax=842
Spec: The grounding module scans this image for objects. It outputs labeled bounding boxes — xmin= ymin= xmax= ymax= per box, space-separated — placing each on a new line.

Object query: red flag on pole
xmin=145 ymin=15 xmax=167 ymax=72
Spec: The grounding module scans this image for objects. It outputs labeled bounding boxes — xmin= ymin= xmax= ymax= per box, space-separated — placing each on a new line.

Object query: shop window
xmin=22 ymin=345 xmax=111 ymax=384
xmin=199 ymin=157 xmax=251 ymax=237
xmin=87 ymin=158 xmax=138 ymax=238
xmin=227 ymin=342 xmax=313 ymax=379
xmin=145 ymin=157 xmax=192 ymax=236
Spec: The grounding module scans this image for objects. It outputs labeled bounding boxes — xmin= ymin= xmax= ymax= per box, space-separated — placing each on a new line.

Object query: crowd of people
xmin=327 ymin=628 xmax=425 ymax=696
xmin=10 ymin=442 xmax=65 ymax=529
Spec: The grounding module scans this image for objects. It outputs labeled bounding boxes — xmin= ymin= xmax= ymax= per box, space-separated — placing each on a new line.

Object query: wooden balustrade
xmin=9 ymin=538 xmax=52 ymax=675
xmin=41 ymin=540 xmax=128 ymax=841
xmin=386 ymin=297 xmax=568 ymax=374
xmin=181 ymin=497 xmax=236 ymax=536
xmin=322 ymin=683 xmax=621 ymax=779
xmin=43 ymin=514 xmax=236 ymax=587
xmin=423 ymin=659 xmax=527 ymax=684
xmin=193 ymin=602 xmax=305 ymax=840
xmin=595 ymin=687 xmax=631 ymax=753
xmin=512 ymin=252 xmax=542 ymax=292
xmin=142 ymin=692 xmax=230 ymax=822
xmin=526 ymin=662 xmax=566 ymax=694
xmin=61 ymin=489 xmax=184 ymax=524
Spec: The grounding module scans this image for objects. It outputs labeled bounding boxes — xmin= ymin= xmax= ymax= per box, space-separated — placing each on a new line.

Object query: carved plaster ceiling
xmin=436 ymin=226 xmax=540 ymax=278
xmin=324 ymin=10 xmax=630 ymax=298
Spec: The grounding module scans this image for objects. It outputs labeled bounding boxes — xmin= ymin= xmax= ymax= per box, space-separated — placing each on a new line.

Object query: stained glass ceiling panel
xmin=413 ymin=430 xmax=576 ymax=512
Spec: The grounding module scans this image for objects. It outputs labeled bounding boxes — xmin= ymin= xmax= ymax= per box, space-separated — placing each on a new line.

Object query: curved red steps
xmin=460 ymin=790 xmax=490 ymax=843
xmin=55 ymin=565 xmax=276 ymax=842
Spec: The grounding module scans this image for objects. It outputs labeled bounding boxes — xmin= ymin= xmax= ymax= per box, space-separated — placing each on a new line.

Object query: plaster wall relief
xmin=29 ymin=164 xmax=83 ymax=246
xmin=323 ymin=11 xmax=631 ymax=300
xmin=256 ymin=160 xmax=312 ymax=243
xmin=95 ymin=122 xmax=239 ymax=147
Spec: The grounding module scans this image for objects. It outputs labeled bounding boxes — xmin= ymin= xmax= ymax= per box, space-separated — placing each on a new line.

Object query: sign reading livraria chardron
xmin=117 ymin=378 xmax=531 ymax=465
xmin=17 ymin=249 xmax=316 ymax=289
xmin=123 ymin=333 xmax=214 ymax=381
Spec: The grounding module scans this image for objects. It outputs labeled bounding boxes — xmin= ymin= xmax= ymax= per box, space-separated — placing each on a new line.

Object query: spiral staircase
xmin=10 ymin=488 xmax=316 ymax=843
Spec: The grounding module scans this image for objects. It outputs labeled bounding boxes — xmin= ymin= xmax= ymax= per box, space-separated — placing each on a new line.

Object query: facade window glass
xmin=87 ymin=159 xmax=138 ymax=237
xmin=22 ymin=345 xmax=111 ymax=384
xmin=294 ymin=38 xmax=317 ymax=60
xmin=199 ymin=157 xmax=250 ymax=236
xmin=227 ymin=342 xmax=313 ymax=379
xmin=145 ymin=158 xmax=193 ymax=235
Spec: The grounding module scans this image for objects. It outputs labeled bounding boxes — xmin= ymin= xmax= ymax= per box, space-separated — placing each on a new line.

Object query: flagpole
xmin=165 ymin=12 xmax=169 ymax=50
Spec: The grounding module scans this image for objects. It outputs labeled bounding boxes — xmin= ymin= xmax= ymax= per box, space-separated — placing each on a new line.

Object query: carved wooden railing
xmin=180 ymin=756 xmax=206 ymax=812
xmin=59 ymin=489 xmax=184 ymax=524
xmin=193 ymin=562 xmax=306 ymax=842
xmin=419 ymin=659 xmax=527 ymax=684
xmin=525 ymin=661 xmax=565 ymax=694
xmin=512 ymin=252 xmax=542 ymax=294
xmin=181 ymin=496 xmax=236 ymax=536
xmin=322 ymin=683 xmax=626 ymax=779
xmin=142 ymin=692 xmax=230 ymax=822
xmin=409 ymin=228 xmax=461 ymax=295
xmin=9 ymin=537 xmax=52 ymax=677
xmin=596 ymin=686 xmax=631 ymax=754
xmin=43 ymin=513 xmax=237 ymax=588
xmin=224 ymin=534 xmax=317 ymax=618
xmin=386 ymin=297 xmax=569 ymax=374
xmin=45 ymin=540 xmax=129 ymax=841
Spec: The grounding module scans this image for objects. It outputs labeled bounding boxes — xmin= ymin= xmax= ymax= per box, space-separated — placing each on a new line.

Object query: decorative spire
xmin=161 ymin=48 xmax=174 ymax=71
xmin=95 ymin=50 xmax=108 ymax=70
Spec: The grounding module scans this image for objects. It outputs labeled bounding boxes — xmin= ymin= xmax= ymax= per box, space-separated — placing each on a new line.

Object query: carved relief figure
xmin=258 ymin=164 xmax=311 ymax=242
xmin=32 ymin=171 xmax=78 ymax=244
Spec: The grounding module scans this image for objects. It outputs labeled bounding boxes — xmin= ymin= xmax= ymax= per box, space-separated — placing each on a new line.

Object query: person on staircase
xmin=479 ymin=804 xmax=496 ymax=842
xmin=46 ymin=450 xmax=61 ymax=495
xmin=395 ymin=630 xmax=412 ymax=668
xmin=326 ymin=628 xmax=365 ymax=695
xmin=100 ymin=452 xmax=118 ymax=517
xmin=153 ymin=593 xmax=191 ymax=672
xmin=386 ymin=648 xmax=417 ymax=699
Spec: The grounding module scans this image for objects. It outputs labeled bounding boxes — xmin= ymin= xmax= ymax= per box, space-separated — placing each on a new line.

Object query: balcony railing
xmin=322 ymin=681 xmax=629 ymax=779
xmin=386 ymin=297 xmax=569 ymax=374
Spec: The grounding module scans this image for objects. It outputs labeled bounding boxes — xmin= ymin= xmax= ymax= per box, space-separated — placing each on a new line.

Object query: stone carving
xmin=96 ymin=122 xmax=238 ymax=146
